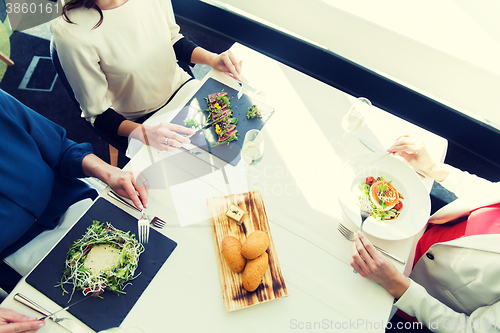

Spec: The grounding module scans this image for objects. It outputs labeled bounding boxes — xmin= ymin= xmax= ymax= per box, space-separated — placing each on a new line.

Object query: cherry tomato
xmin=366 ymin=176 xmax=376 ymax=186
xmin=394 ymin=201 xmax=403 ymax=210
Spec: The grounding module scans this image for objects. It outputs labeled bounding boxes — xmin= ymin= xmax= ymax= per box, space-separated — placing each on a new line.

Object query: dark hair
xmin=62 ymin=0 xmax=104 ymax=29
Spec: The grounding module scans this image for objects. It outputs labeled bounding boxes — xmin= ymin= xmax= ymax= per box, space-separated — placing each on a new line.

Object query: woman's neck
xmin=96 ymin=0 xmax=128 ymax=10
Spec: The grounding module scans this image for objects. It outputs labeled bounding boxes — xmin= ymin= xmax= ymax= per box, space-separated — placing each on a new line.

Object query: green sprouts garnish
xmin=246 ymin=105 xmax=261 ymax=119
xmin=184 ymin=118 xmax=199 ymax=128
xmin=58 ymin=220 xmax=144 ymax=300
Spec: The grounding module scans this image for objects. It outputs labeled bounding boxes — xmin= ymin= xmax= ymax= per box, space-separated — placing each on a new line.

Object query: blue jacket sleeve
xmin=1 ymin=90 xmax=93 ymax=178
xmin=0 ymin=89 xmax=95 ymax=257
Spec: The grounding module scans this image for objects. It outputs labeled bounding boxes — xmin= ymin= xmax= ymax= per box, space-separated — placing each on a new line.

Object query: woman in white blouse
xmin=51 ymin=0 xmax=242 ymax=152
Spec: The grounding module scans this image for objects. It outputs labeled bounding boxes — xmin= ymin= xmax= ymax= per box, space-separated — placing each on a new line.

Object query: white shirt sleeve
xmin=51 ymin=20 xmax=113 ymax=119
xmin=395 ymin=280 xmax=500 ymax=333
xmin=439 ymin=165 xmax=496 ymax=198
xmin=165 ymin=0 xmax=184 ymax=45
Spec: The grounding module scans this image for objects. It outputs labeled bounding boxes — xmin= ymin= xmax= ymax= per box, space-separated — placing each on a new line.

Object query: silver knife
xmin=107 ymin=190 xmax=167 ymax=227
xmin=223 ymin=72 xmax=259 ymax=95
xmin=186 ymin=119 xmax=222 ymax=139
xmin=14 ymin=293 xmax=89 ymax=333
xmin=359 ymin=138 xmax=425 ymax=179
xmin=38 ymin=296 xmax=90 ymax=320
xmin=359 ymin=137 xmax=385 ymax=154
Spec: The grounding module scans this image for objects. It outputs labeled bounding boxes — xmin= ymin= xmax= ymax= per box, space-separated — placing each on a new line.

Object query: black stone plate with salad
xmin=170 ymin=77 xmax=274 ymax=166
xmin=25 ymin=198 xmax=177 ymax=332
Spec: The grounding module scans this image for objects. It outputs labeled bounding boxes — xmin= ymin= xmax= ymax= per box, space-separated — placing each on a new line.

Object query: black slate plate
xmin=25 ymin=197 xmax=177 ymax=332
xmin=170 ymin=77 xmax=274 ymax=166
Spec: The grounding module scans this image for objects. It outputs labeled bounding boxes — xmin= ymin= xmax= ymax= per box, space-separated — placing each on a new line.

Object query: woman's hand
xmin=82 ymin=154 xmax=149 ymax=210
xmin=208 ymin=50 xmax=243 ymax=81
xmin=107 ymin=170 xmax=149 ymax=210
xmin=387 ymin=135 xmax=448 ymax=181
xmin=0 ymin=308 xmax=44 ymax=333
xmin=351 ymin=232 xmax=410 ymax=299
xmin=190 ymin=47 xmax=242 ymax=80
xmin=387 ymin=136 xmax=433 ymax=171
xmin=142 ymin=122 xmax=195 ymax=152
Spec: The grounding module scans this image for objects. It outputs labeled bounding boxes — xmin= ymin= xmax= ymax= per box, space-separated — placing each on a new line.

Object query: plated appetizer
xmin=59 ymin=220 xmax=144 ymax=299
xmin=359 ymin=176 xmax=404 ymax=220
xmin=205 ymin=91 xmax=239 ymax=145
xmin=246 ymin=105 xmax=262 ymax=119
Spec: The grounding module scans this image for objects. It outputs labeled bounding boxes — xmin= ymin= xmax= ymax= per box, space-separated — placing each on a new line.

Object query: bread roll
xmin=242 ymin=252 xmax=269 ymax=292
xmin=241 ymin=230 xmax=269 ymax=259
xmin=221 ymin=236 xmax=246 ymax=273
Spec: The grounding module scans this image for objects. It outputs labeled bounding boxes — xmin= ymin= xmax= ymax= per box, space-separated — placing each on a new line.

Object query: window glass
xmin=204 ymin=0 xmax=500 ymax=128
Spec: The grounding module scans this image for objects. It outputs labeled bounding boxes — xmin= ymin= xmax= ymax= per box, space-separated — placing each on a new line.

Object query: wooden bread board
xmin=207 ymin=190 xmax=288 ymax=312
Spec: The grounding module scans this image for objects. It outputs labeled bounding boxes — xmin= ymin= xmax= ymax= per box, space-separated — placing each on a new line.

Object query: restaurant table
xmin=1 ymin=43 xmax=447 ymax=333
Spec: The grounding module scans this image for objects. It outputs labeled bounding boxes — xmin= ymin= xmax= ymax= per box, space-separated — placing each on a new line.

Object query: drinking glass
xmin=241 ymin=129 xmax=264 ymax=165
xmin=336 ymin=97 xmax=372 ymax=151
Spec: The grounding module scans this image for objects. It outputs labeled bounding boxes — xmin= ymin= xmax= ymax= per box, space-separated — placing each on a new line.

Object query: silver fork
xmin=138 ymin=210 xmax=150 ymax=243
xmin=337 ymin=223 xmax=406 ymax=265
xmin=359 ymin=196 xmax=371 ymax=232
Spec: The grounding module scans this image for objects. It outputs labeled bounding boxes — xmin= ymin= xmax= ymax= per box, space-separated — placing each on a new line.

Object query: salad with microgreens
xmin=58 ymin=220 xmax=144 ymax=299
xmin=184 ymin=118 xmax=199 ymax=128
xmin=246 ymin=105 xmax=262 ymax=119
xmin=204 ymin=91 xmax=239 ymax=145
xmin=358 ymin=176 xmax=404 ymax=221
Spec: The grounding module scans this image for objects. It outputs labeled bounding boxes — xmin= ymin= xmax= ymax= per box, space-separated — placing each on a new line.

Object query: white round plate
xmin=339 ymin=153 xmax=430 ymax=240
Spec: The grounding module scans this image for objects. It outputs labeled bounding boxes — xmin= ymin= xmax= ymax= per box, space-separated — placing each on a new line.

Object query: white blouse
xmin=51 ymin=0 xmax=192 ymax=121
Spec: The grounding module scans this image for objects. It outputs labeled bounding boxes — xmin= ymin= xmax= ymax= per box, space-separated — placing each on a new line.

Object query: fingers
xmin=235 ymin=59 xmax=243 ymax=76
xmin=120 ymin=177 xmax=144 ymax=210
xmin=0 ymin=308 xmax=29 ymax=322
xmin=109 ymin=172 xmax=149 ymax=210
xmin=351 ymin=237 xmax=367 ymax=276
xmin=23 ymin=319 xmax=45 ymax=333
xmin=387 ymin=135 xmax=423 ymax=155
xmin=164 ymin=132 xmax=191 ymax=147
xmin=352 ymin=233 xmax=371 ymax=269
xmin=165 ymin=123 xmax=196 ymax=136
xmin=357 ymin=231 xmax=381 ymax=260
xmin=0 ymin=319 xmax=44 ymax=333
xmin=135 ymin=177 xmax=149 ymax=209
xmin=219 ymin=50 xmax=242 ymax=80
xmin=351 ymin=231 xmax=384 ymax=276
xmin=350 ymin=259 xmax=364 ymax=275
xmin=395 ymin=134 xmax=410 ymax=141
xmin=226 ymin=50 xmax=243 ymax=74
xmin=16 ymin=320 xmax=44 ymax=333
xmin=387 ymin=137 xmax=415 ymax=153
xmin=157 ymin=123 xmax=195 ymax=150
